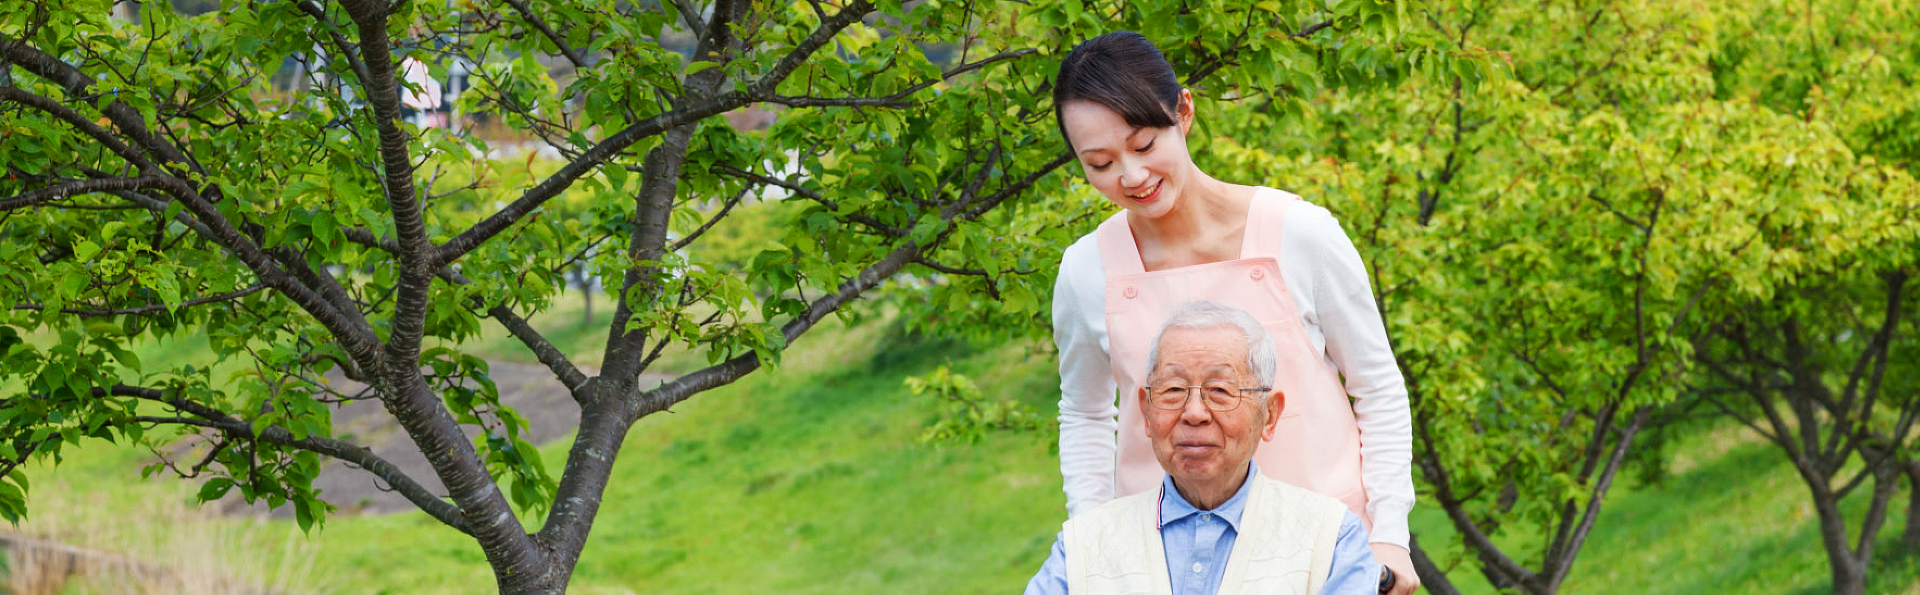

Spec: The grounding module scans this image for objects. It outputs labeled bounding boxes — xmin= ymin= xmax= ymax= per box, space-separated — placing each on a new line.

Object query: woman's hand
xmin=1370 ymin=543 xmax=1421 ymax=595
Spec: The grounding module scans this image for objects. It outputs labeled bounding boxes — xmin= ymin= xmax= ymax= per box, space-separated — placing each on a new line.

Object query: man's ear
xmin=1260 ymin=389 xmax=1284 ymax=441
xmin=1137 ymin=387 xmax=1153 ymax=433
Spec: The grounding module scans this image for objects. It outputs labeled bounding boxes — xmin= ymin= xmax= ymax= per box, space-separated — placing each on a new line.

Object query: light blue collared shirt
xmin=1023 ymin=464 xmax=1380 ymax=595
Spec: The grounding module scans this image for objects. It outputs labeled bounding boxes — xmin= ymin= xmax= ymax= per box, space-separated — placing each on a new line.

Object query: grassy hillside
xmin=300 ymin=313 xmax=1066 ymax=594
xmin=1409 ymin=421 xmax=1920 ymax=594
xmin=13 ymin=293 xmax=1920 ymax=593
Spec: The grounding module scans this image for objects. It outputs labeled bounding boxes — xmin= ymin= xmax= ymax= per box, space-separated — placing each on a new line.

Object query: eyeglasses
xmin=1145 ymin=379 xmax=1270 ymax=412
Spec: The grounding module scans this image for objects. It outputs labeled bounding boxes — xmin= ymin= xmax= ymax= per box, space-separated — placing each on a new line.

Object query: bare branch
xmin=711 ymin=164 xmax=825 ymax=200
xmin=340 ymin=225 xmax=402 ymax=254
xmin=1414 ymin=392 xmax=1537 ymax=585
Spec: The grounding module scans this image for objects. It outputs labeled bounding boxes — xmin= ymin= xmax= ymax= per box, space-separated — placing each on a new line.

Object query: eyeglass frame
xmin=1142 ymin=378 xmax=1273 ymax=412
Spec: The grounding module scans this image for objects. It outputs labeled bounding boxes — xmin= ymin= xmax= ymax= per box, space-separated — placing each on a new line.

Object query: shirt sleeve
xmin=1285 ymin=203 xmax=1416 ymax=548
xmin=1054 ymin=237 xmax=1120 ymax=517
xmin=1321 ymin=512 xmax=1384 ymax=595
xmin=1023 ymin=531 xmax=1071 ymax=595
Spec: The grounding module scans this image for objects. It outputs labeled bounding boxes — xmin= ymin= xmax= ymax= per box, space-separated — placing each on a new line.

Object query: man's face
xmin=1140 ymin=325 xmax=1281 ymax=491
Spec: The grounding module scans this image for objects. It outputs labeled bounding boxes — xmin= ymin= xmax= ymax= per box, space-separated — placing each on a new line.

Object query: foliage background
xmin=3 ymin=0 xmax=1920 ymax=591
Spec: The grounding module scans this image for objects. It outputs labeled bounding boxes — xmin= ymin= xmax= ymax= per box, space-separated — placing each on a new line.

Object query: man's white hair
xmin=1146 ymin=301 xmax=1278 ymax=388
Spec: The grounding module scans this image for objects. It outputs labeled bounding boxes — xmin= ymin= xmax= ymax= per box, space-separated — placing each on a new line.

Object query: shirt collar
xmin=1157 ymin=462 xmax=1258 ymax=532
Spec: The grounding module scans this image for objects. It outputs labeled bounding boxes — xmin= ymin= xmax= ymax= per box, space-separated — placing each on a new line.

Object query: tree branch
xmin=435 ymin=0 xmax=878 ymax=266
xmin=102 ymin=384 xmax=471 ymax=535
xmin=666 ymin=0 xmax=707 ymax=39
xmin=335 ymin=0 xmax=434 ymax=368
xmin=0 ymin=33 xmax=201 ymax=176
xmin=500 ymin=0 xmax=587 ymax=69
xmin=0 ymin=32 xmax=383 ymax=366
xmin=761 ymin=94 xmax=911 ymax=109
xmin=1546 ymin=407 xmax=1650 ymax=585
xmin=438 ymin=270 xmax=589 ymax=396
xmin=293 ymin=1 xmax=377 ymax=99
xmin=1830 ymin=271 xmax=1906 ymax=460
xmin=0 ymin=175 xmax=172 ymax=211
xmin=1415 ymin=398 xmax=1536 ymax=585
xmin=669 ymin=184 xmax=751 ymax=252
xmin=14 ymin=285 xmax=266 ymax=316
xmin=709 ymin=164 xmax=912 ymax=236
xmin=0 ymin=86 xmax=157 ymax=171
xmin=628 ymin=235 xmax=922 ymax=422
xmin=881 ymin=49 xmax=1037 ymax=101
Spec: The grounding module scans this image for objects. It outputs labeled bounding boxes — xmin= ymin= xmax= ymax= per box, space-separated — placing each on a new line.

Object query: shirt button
xmin=1250 ymin=268 xmax=1265 ymax=280
xmin=1191 ymin=562 xmax=1204 ymax=573
xmin=1123 ymin=286 xmax=1138 ymax=299
xmin=1199 ymin=513 xmax=1211 ymax=523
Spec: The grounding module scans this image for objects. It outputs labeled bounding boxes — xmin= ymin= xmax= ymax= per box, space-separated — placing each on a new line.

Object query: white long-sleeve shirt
xmin=1051 ymin=198 xmax=1415 ymax=548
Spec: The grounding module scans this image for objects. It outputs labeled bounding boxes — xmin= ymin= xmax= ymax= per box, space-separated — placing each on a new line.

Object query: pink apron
xmin=1099 ymin=188 xmax=1370 ymax=525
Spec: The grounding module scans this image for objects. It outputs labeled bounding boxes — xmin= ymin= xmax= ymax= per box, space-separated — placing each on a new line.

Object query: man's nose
xmin=1179 ymin=393 xmax=1212 ymax=424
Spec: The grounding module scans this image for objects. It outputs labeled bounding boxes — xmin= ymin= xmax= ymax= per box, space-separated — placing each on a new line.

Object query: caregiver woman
xmin=1049 ymin=31 xmax=1420 ymax=593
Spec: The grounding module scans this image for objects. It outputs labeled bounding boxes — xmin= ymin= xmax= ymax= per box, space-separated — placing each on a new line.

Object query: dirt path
xmin=220 ymin=362 xmax=672 ymax=518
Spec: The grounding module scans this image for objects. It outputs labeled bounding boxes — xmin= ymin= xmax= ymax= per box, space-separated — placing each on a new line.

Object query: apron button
xmin=1250 ymin=269 xmax=1265 ymax=280
xmin=1123 ymin=286 xmax=1138 ymax=299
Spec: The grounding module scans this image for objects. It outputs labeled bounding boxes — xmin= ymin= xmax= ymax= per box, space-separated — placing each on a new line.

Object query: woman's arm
xmin=1055 ymin=238 xmax=1120 ymax=517
xmin=1285 ymin=204 xmax=1416 ymax=549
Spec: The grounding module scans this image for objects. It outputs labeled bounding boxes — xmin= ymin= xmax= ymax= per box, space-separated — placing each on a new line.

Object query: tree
xmin=1682 ymin=1 xmax=1920 ymax=593
xmin=0 ymin=0 xmax=1425 ymax=591
xmin=1183 ymin=0 xmax=1919 ymax=592
xmin=1694 ymin=266 xmax=1919 ymax=595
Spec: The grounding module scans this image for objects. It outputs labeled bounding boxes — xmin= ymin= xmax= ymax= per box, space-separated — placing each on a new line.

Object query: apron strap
xmin=1101 ymin=187 xmax=1298 ymax=274
xmin=1239 ymin=187 xmax=1298 ymax=260
xmin=1095 ymin=212 xmax=1147 ymax=276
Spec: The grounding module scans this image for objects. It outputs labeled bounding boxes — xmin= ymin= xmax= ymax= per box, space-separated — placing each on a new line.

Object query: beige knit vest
xmin=1061 ymin=475 xmax=1347 ymax=595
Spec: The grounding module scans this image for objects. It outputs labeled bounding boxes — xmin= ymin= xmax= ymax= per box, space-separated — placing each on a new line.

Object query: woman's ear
xmin=1177 ymin=89 xmax=1195 ymax=136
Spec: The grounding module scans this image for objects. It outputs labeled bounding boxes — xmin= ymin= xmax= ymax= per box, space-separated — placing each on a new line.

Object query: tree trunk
xmin=1904 ymin=459 xmax=1920 ymax=548
xmin=1410 ymin=533 xmax=1462 ymax=595
xmin=1811 ymin=484 xmax=1867 ymax=595
xmin=1831 ymin=555 xmax=1867 ymax=595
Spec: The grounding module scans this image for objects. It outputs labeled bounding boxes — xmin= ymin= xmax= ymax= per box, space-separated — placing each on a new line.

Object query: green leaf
xmin=72 ymin=240 xmax=102 ymax=261
xmin=197 ymin=478 xmax=234 ymax=502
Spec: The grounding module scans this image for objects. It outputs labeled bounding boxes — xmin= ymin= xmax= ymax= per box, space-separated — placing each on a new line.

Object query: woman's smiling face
xmin=1059 ymin=93 xmax=1195 ymax=220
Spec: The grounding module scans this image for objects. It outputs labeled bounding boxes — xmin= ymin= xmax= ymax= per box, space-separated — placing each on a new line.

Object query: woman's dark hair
xmin=1053 ymin=31 xmax=1183 ymax=150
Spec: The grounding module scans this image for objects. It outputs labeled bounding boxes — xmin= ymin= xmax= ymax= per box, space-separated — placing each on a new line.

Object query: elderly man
xmin=1025 ymin=301 xmax=1380 ymax=595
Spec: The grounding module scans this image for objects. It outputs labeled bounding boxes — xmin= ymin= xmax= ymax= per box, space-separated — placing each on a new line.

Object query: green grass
xmin=290 ymin=315 xmax=1060 ymax=594
xmin=18 ymin=305 xmax=1920 ymax=593
xmin=1409 ymin=421 xmax=1920 ymax=594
